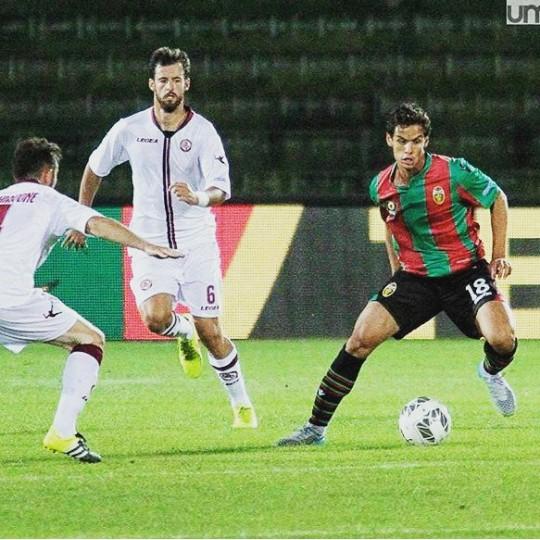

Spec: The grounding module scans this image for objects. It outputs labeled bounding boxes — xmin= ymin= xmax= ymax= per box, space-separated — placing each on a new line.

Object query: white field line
xmin=7 ymin=377 xmax=166 ymax=387
xmin=4 ymin=459 xmax=540 ymax=482
xmin=253 ymin=523 xmax=540 ymax=538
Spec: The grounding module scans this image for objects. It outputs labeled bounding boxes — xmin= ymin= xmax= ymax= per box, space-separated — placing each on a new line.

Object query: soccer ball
xmin=398 ymin=396 xmax=452 ymax=445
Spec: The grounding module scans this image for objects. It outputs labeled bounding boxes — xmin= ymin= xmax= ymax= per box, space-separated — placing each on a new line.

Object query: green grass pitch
xmin=0 ymin=338 xmax=539 ymax=538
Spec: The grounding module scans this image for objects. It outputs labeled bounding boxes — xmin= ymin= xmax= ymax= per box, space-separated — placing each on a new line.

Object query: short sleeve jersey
xmin=0 ymin=180 xmax=101 ymax=307
xmin=88 ymin=107 xmax=231 ymax=249
xmin=368 ymin=153 xmax=502 ymax=277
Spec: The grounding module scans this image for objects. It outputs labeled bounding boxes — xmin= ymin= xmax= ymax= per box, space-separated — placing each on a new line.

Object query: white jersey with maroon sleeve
xmin=0 ymin=180 xmax=101 ymax=308
xmin=88 ymin=106 xmax=231 ymax=250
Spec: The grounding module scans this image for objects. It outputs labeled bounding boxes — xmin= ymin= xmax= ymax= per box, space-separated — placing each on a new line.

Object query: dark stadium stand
xmin=0 ymin=2 xmax=538 ymax=204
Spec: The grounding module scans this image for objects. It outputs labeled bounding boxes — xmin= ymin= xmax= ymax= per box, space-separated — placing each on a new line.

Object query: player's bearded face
xmin=386 ymin=124 xmax=429 ymax=173
xmin=157 ymin=91 xmax=182 ymax=113
xmin=150 ymin=63 xmax=190 ymax=114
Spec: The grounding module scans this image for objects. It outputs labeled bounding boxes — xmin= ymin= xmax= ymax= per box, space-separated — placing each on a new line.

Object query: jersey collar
xmin=409 ymin=152 xmax=432 ymax=180
xmin=14 ymin=177 xmax=40 ymax=184
xmin=391 ymin=153 xmax=432 ymax=188
xmin=151 ymin=106 xmax=194 ymax=135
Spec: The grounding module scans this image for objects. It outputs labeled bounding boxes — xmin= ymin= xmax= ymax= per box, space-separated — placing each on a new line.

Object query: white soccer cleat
xmin=43 ymin=427 xmax=101 ymax=463
xmin=276 ymin=424 xmax=326 ymax=446
xmin=477 ymin=361 xmax=516 ymax=416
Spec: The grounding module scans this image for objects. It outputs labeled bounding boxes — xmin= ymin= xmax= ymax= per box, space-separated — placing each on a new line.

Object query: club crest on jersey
xmin=432 ymin=186 xmax=445 ymax=205
xmin=139 ymin=279 xmax=153 ymax=291
xmin=382 ymin=282 xmax=397 ymax=298
xmin=180 ymin=139 xmax=192 ymax=152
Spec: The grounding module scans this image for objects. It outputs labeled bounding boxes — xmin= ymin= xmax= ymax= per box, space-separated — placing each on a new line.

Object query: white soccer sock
xmin=208 ymin=344 xmax=251 ymax=408
xmin=161 ymin=312 xmax=194 ymax=338
xmin=52 ymin=347 xmax=101 ymax=438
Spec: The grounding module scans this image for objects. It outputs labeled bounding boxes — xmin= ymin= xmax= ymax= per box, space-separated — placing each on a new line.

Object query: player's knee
xmin=483 ymin=320 xmax=515 ymax=355
xmin=71 ymin=328 xmax=105 ymax=354
xmin=486 ymin=331 xmax=515 ymax=356
xmin=142 ymin=312 xmax=170 ymax=335
xmin=347 ymin=328 xmax=379 ymax=357
xmin=87 ymin=328 xmax=105 ymax=349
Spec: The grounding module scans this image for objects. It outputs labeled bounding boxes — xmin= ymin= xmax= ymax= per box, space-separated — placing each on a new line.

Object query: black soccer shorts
xmin=374 ymin=259 xmax=502 ymax=340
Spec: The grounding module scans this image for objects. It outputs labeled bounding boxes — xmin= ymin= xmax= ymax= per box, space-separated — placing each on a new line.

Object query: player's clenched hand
xmin=143 ymin=243 xmax=185 ymax=259
xmin=61 ymin=229 xmax=87 ymax=250
xmin=169 ymin=182 xmax=198 ymax=205
xmin=490 ymin=257 xmax=512 ymax=279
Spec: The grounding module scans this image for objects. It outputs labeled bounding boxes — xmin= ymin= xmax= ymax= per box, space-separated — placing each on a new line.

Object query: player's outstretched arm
xmin=62 ymin=165 xmax=104 ymax=250
xmin=85 ymin=216 xmax=183 ymax=259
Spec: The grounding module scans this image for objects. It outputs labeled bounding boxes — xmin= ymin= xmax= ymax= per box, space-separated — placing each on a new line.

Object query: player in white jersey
xmin=0 ymin=137 xmax=181 ymax=463
xmin=64 ymin=47 xmax=257 ymax=428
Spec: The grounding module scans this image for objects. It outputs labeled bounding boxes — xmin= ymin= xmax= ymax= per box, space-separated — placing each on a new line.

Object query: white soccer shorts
xmin=0 ymin=290 xmax=80 ymax=353
xmin=129 ymin=241 xmax=223 ymax=317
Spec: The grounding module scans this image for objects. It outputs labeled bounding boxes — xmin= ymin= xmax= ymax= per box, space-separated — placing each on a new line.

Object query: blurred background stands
xmin=0 ymin=1 xmax=538 ymax=204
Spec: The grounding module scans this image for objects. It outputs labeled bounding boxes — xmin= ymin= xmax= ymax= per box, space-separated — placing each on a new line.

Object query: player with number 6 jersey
xmin=63 ymin=47 xmax=257 ymax=430
xmin=278 ymin=102 xmax=518 ymax=447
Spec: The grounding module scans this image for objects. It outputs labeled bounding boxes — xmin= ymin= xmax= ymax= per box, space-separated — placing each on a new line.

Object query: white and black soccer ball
xmin=398 ymin=396 xmax=452 ymax=445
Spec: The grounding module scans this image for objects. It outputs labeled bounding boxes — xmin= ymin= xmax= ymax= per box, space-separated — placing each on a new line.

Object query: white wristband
xmin=195 ymin=191 xmax=210 ymax=207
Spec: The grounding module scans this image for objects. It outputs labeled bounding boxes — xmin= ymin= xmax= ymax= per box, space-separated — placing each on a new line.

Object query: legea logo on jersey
xmin=507 ymin=0 xmax=540 ymax=24
xmin=180 ymin=139 xmax=192 ymax=152
xmin=136 ymin=137 xmax=158 ymax=143
xmin=432 ymin=186 xmax=446 ymax=205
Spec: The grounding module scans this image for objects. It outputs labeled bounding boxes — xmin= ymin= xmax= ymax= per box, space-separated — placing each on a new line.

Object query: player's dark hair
xmin=385 ymin=102 xmax=432 ymax=137
xmin=148 ymin=47 xmax=191 ymax=79
xmin=12 ymin=137 xmax=62 ymax=180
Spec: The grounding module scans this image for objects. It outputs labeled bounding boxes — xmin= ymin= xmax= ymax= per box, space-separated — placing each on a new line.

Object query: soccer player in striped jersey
xmin=0 ymin=138 xmax=181 ymax=462
xmin=278 ymin=102 xmax=518 ymax=446
xmin=63 ymin=47 xmax=257 ymax=429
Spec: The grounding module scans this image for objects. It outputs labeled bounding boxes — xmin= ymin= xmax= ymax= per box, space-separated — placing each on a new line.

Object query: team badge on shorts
xmin=139 ymin=279 xmax=153 ymax=291
xmin=432 ymin=186 xmax=445 ymax=205
xmin=382 ymin=282 xmax=397 ymax=297
xmin=180 ymin=139 xmax=192 ymax=152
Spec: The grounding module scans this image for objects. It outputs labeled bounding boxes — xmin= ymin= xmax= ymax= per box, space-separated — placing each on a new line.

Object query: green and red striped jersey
xmin=368 ymin=153 xmax=502 ymax=277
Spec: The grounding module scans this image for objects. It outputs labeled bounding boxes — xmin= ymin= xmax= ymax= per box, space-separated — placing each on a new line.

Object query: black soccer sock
xmin=309 ymin=345 xmax=366 ymax=427
xmin=483 ymin=338 xmax=518 ymax=375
